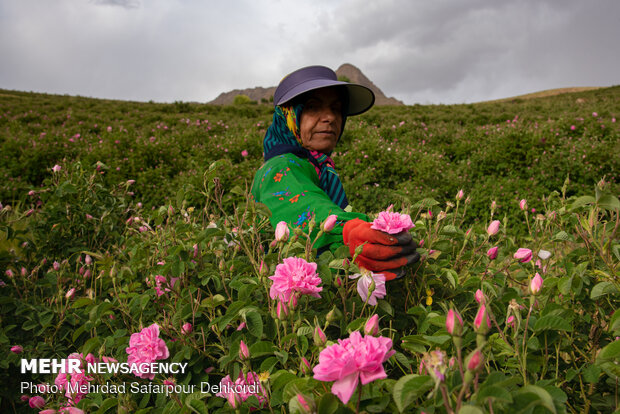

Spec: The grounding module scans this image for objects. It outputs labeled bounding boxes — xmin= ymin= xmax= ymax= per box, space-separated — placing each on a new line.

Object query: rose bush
xmin=0 ymin=88 xmax=619 ymax=412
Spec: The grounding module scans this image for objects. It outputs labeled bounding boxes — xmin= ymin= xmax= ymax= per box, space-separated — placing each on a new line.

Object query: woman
xmin=251 ymin=65 xmax=419 ymax=280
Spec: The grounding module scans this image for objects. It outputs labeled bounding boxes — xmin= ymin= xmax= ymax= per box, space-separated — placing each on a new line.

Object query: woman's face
xmin=299 ymin=87 xmax=343 ymax=153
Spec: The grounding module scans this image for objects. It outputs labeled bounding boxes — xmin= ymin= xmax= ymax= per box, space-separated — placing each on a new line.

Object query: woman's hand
xmin=343 ymin=218 xmax=420 ymax=280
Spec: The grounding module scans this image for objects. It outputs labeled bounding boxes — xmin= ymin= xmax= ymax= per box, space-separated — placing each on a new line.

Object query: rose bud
xmin=446 ymin=309 xmax=463 ymax=336
xmin=364 ymin=314 xmax=380 ymax=336
xmin=275 ymin=221 xmax=289 ymax=242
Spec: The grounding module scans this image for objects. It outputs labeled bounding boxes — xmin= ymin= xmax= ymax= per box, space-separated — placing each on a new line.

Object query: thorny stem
xmin=488 ymin=310 xmax=517 ymax=355
xmin=521 ymin=303 xmax=534 ymax=384
xmin=440 ymin=384 xmax=455 ymax=414
xmin=455 ymin=378 xmax=470 ymax=412
xmin=456 ymin=345 xmax=465 ymax=383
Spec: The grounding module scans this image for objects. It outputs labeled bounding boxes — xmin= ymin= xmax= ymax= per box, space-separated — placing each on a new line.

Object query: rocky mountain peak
xmin=208 ymin=64 xmax=403 ymax=106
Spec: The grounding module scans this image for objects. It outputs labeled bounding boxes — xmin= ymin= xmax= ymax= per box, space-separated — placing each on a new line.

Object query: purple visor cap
xmin=274 ymin=65 xmax=375 ymax=116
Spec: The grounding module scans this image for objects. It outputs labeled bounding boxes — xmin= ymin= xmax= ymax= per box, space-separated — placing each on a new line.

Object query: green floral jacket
xmin=251 ymin=153 xmax=368 ymax=252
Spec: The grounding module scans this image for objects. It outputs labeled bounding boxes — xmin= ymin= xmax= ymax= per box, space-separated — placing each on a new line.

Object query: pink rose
xmin=474 ymin=304 xmax=491 ymax=334
xmin=487 ymin=220 xmax=500 ymax=236
xmin=216 ymin=372 xmax=267 ymax=408
xmin=371 ymin=211 xmax=414 ymax=234
xmin=297 ymin=393 xmax=313 ymax=412
xmin=466 ymin=349 xmax=484 ymax=372
xmin=181 ymin=323 xmax=193 ymax=335
xmin=269 ymin=257 xmax=322 ymax=304
xmin=314 ymin=326 xmax=327 ymax=347
xmin=275 ymin=221 xmax=289 ymax=242
xmin=514 ymin=248 xmax=533 ymax=263
xmin=239 ymin=340 xmax=250 ymax=360
xmin=11 ymin=345 xmax=23 ymax=354
xmin=519 ymin=199 xmax=527 ymax=210
xmin=446 ymin=309 xmax=463 ymax=336
xmin=322 ymin=214 xmax=338 ymax=232
xmin=456 ymin=189 xmax=464 ymax=201
xmin=241 ymin=150 xmax=249 ymax=157
xmin=474 ymin=289 xmax=485 ymax=304
xmin=276 ymin=301 xmax=289 ymax=319
xmin=349 ymin=270 xmax=386 ymax=306
xmin=29 ymin=396 xmax=45 ymax=409
xmin=59 ymin=408 xmax=85 ymax=414
xmin=300 ymin=357 xmax=312 ymax=375
xmin=54 ymin=353 xmax=96 ymax=404
xmin=313 ymin=331 xmax=395 ymax=404
xmin=126 ymin=324 xmax=170 ymax=379
xmin=52 ymin=165 xmax=62 ymax=173
xmin=487 ymin=246 xmax=498 ymax=260
xmin=530 ymin=273 xmax=543 ymax=295
xmin=364 ymin=314 xmax=380 ymax=336
xmin=152 ymin=275 xmax=178 ymax=297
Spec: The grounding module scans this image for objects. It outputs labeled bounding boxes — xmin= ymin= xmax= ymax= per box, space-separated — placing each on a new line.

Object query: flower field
xmin=1 ymin=87 xmax=619 ymax=413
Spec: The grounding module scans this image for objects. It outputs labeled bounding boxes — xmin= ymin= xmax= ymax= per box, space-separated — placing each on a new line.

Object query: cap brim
xmin=276 ymin=79 xmax=375 ymax=116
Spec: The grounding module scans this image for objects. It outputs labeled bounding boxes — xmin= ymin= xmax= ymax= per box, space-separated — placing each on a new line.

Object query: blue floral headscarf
xmin=263 ymin=102 xmax=349 ymax=209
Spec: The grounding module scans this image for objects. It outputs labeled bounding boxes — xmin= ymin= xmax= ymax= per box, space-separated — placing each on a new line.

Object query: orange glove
xmin=343 ymin=218 xmax=420 ymax=280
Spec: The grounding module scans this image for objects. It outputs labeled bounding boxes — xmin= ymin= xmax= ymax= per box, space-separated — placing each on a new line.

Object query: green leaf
xmin=597 ymin=343 xmax=620 ymax=378
xmin=244 ymin=311 xmax=263 ymax=338
xmin=317 ymin=393 xmax=340 ymax=414
xmin=185 ymin=392 xmax=209 ymax=414
xmin=271 ymin=371 xmax=298 ymax=392
xmin=590 ymin=281 xmax=619 ymax=300
xmin=260 ymin=357 xmax=278 ymax=373
xmin=248 ymin=341 xmax=275 ymax=358
xmin=82 ymin=336 xmax=102 ymax=356
xmin=171 ymin=259 xmax=184 ymax=278
xmin=95 ymin=398 xmax=118 ymax=414
xmin=297 ymin=326 xmax=313 ymax=337
xmin=423 ymin=334 xmax=451 ymax=345
xmin=596 ymin=340 xmax=620 ymax=363
xmin=282 ymin=378 xmax=310 ymax=402
xmin=328 ymin=259 xmax=345 ymax=270
xmin=72 ymin=298 xmax=94 ymax=308
xmin=533 ymin=315 xmax=572 ymax=332
xmin=187 ymin=399 xmax=208 ymax=414
xmin=443 ymin=268 xmax=457 ymax=289
xmin=516 ymin=385 xmax=557 ymax=414
xmin=598 ymin=194 xmax=620 ymax=211
xmin=392 ymin=374 xmax=433 ymax=413
xmin=458 ymin=406 xmax=485 ymax=414
xmin=609 ymin=310 xmax=620 ymax=334
xmin=582 ymin=364 xmax=601 ymax=383
xmin=552 ymin=231 xmax=572 ymax=241
xmin=441 ymin=225 xmax=460 ymax=235
xmin=476 ymin=385 xmax=513 ymax=404
xmin=570 ymin=195 xmax=595 ymax=210
xmin=413 ymin=198 xmax=440 ymax=209
xmin=378 ymin=300 xmax=394 ymax=316
xmin=557 ymin=276 xmax=573 ymax=295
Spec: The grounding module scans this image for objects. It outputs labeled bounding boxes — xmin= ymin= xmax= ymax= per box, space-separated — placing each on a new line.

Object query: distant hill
xmin=485 ymin=87 xmax=603 ymax=103
xmin=208 ymin=63 xmax=404 ymax=106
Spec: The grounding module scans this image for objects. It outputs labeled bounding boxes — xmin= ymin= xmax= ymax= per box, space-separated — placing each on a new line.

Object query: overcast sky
xmin=1 ymin=0 xmax=618 ymax=105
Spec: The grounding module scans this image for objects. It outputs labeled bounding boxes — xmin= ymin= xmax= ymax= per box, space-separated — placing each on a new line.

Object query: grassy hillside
xmin=1 ymin=86 xmax=618 ymax=231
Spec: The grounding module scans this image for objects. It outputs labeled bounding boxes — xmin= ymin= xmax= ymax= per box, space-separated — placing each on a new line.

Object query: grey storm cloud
xmin=92 ymin=0 xmax=140 ymax=8
xmin=295 ymin=0 xmax=620 ymax=103
xmin=0 ymin=0 xmax=618 ymax=104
